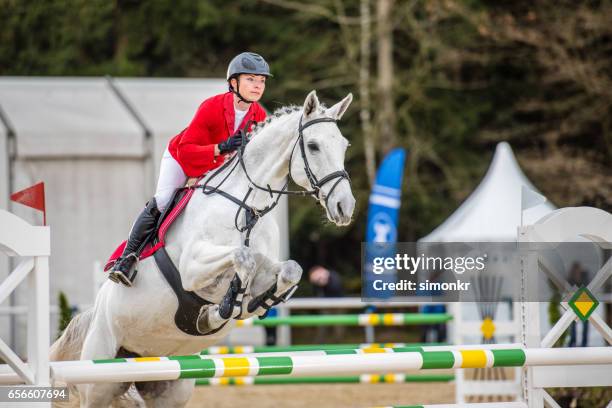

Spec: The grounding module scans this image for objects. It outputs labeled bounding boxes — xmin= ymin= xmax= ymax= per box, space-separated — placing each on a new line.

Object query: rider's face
xmin=232 ymin=74 xmax=266 ymax=102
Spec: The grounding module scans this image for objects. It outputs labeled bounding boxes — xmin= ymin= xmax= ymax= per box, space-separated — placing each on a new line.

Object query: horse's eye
xmin=307 ymin=142 xmax=320 ymax=152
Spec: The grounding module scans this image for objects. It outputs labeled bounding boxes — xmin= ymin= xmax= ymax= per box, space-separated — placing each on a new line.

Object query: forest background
xmin=2 ymin=0 xmax=610 ymax=292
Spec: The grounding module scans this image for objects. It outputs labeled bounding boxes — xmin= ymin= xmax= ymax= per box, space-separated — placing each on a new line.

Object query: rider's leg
xmin=109 ymin=148 xmax=186 ymax=286
xmin=153 ymin=148 xmax=188 ymax=213
xmin=108 ymin=198 xmax=162 ymax=286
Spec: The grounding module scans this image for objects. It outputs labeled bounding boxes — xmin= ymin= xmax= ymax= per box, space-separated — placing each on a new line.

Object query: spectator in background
xmin=568 ymin=262 xmax=589 ymax=347
xmin=309 ymin=265 xmax=344 ymax=342
xmin=309 ymin=265 xmax=344 ymax=298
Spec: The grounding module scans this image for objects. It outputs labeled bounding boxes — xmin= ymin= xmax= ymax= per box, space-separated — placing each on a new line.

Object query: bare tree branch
xmin=333 ymin=0 xmax=359 ymax=61
xmin=260 ymin=0 xmax=360 ymax=25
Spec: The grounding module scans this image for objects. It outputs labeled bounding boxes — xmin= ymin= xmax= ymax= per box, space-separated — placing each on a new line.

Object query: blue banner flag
xmin=363 ymin=148 xmax=406 ymax=299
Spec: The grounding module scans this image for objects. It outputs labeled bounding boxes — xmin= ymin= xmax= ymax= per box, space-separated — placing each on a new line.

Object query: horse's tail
xmin=49 ymin=308 xmax=93 ymax=362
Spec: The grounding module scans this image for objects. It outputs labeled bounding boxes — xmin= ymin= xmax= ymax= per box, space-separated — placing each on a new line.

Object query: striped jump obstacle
xmin=196 ymin=373 xmax=455 ymax=386
xmin=200 ymin=343 xmax=444 ymax=355
xmin=235 ymin=312 xmax=452 ymax=327
xmin=197 ymin=343 xmax=453 ymax=386
xmin=47 ymin=345 xmax=612 ymax=384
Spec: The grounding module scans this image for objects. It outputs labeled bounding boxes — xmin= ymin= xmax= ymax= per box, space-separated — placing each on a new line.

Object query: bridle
xmin=289 ymin=116 xmax=351 ymax=205
xmin=196 ymin=115 xmax=350 ymax=246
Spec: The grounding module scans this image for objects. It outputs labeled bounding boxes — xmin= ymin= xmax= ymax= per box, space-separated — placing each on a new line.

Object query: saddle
xmin=104 ymin=180 xmax=220 ymax=337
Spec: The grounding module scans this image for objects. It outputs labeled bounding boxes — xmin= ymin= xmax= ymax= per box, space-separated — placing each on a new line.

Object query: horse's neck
xmin=219 ymin=111 xmax=300 ymax=209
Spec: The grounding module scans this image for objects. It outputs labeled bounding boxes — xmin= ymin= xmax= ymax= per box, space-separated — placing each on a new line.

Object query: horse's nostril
xmin=337 ymin=202 xmax=344 ymax=218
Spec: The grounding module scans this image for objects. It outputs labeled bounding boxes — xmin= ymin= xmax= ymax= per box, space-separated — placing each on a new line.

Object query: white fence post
xmin=519 ymin=207 xmax=612 ymax=408
xmin=0 ymin=209 xmax=51 ymax=397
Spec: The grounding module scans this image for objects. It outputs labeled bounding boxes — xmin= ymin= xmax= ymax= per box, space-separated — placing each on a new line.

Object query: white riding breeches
xmin=154 ymin=148 xmax=187 ymax=212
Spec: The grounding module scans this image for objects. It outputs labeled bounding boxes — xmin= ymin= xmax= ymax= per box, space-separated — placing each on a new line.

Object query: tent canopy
xmin=114 ymin=78 xmax=226 ymax=138
xmin=419 ymin=142 xmax=555 ymax=242
xmin=0 ymin=77 xmax=144 ymax=157
xmin=0 ymin=77 xmax=227 ymax=158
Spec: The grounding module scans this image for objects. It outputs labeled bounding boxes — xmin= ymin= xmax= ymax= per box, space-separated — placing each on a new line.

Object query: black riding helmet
xmin=227 ymin=52 xmax=272 ymax=103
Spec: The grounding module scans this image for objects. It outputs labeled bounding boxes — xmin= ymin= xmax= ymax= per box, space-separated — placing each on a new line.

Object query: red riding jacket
xmin=168 ymin=92 xmax=267 ymax=177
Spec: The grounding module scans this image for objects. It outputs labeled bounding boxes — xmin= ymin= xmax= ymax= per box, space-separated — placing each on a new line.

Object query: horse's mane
xmin=248 ymin=103 xmax=329 ymax=137
xmin=247 ymin=105 xmax=300 ymax=137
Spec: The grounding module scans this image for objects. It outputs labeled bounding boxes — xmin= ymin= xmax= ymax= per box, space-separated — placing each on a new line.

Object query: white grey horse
xmin=50 ymin=91 xmax=355 ymax=407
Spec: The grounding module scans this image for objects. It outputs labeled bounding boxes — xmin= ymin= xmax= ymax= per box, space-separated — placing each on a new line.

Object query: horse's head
xmin=289 ymin=91 xmax=356 ymax=226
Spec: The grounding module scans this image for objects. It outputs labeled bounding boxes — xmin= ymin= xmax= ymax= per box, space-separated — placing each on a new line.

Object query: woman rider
xmin=108 ymin=52 xmax=271 ymax=287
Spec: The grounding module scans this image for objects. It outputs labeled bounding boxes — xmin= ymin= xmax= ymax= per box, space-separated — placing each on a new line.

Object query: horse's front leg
xmin=179 ymin=240 xmax=256 ymax=332
xmin=239 ymin=255 xmax=302 ymax=319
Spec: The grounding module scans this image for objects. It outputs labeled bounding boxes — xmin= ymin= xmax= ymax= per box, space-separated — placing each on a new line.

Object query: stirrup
xmin=113 ymin=269 xmax=137 ymax=287
xmin=108 ymin=254 xmax=138 ymax=287
xmin=107 ymin=271 xmax=121 ymax=284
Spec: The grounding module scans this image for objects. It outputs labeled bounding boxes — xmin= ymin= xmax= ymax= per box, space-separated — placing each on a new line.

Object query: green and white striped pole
xmin=200 ymin=343 xmax=445 ymax=355
xmin=50 ymin=346 xmax=612 ymax=384
xmin=235 ymin=313 xmax=452 ymax=327
xmin=196 ymin=373 xmax=455 ymax=386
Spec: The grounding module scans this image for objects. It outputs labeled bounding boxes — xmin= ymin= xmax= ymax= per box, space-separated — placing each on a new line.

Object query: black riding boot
xmin=108 ymin=198 xmax=161 ymax=287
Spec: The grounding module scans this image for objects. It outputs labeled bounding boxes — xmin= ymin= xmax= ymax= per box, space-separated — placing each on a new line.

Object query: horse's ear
xmin=303 ymin=90 xmax=320 ymax=118
xmin=326 ymin=93 xmax=353 ymax=120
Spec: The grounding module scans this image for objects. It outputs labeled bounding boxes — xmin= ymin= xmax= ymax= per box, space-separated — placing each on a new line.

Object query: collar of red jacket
xmin=223 ymin=92 xmax=257 ymax=134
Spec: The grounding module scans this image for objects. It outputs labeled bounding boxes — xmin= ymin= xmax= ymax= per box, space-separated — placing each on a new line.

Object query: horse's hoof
xmin=280 ymin=260 xmax=302 ymax=285
xmin=201 ymin=305 xmax=225 ymax=330
xmin=196 ymin=308 xmax=211 ymax=334
xmin=231 ymin=305 xmax=242 ymax=319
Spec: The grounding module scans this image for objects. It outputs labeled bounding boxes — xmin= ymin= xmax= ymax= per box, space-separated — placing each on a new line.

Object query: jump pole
xmin=196 ymin=373 xmax=455 ymax=386
xmin=200 ymin=343 xmax=445 ymax=355
xmin=51 ymin=347 xmax=612 ymax=384
xmin=236 ymin=313 xmax=452 ymax=327
xmin=0 ymin=344 xmax=516 ymax=385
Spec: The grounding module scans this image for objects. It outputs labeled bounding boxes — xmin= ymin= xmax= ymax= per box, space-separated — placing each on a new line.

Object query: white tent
xmin=419 ymin=142 xmax=555 ymax=242
xmin=417 ymin=142 xmax=557 ymax=357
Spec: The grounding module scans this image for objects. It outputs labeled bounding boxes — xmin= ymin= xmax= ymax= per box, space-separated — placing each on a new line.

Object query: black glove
xmin=218 ymin=131 xmax=245 ymax=154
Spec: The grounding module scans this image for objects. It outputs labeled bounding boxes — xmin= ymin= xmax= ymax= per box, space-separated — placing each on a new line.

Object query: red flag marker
xmin=10 ymin=182 xmax=46 ymax=225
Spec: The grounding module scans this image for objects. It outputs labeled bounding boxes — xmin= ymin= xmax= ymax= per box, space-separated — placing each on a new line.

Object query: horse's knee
xmin=232 ymin=247 xmax=256 ymax=277
xmin=243 ymin=259 xmax=302 ymax=318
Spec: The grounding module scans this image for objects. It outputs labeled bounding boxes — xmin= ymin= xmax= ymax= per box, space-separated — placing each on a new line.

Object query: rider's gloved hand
xmin=217 ymin=131 xmax=245 ymax=154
